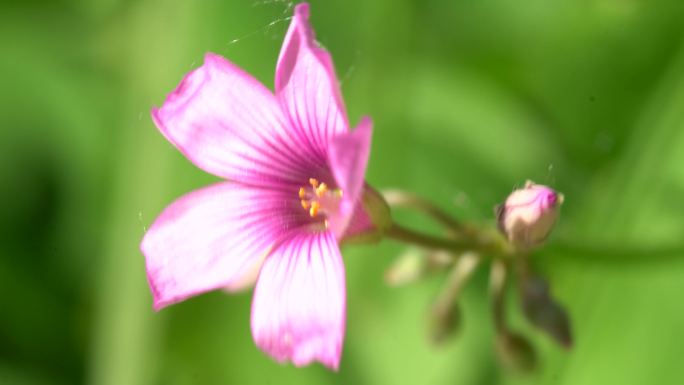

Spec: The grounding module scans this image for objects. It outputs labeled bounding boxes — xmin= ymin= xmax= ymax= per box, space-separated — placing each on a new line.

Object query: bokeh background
xmin=2 ymin=0 xmax=684 ymax=384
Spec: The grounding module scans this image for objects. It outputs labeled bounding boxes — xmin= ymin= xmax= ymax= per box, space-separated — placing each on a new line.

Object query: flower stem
xmin=385 ymin=222 xmax=495 ymax=255
xmin=429 ymin=252 xmax=480 ymax=343
xmin=489 ymin=260 xmax=509 ymax=335
xmin=434 ymin=252 xmax=480 ymax=309
xmin=382 ymin=189 xmax=465 ymax=233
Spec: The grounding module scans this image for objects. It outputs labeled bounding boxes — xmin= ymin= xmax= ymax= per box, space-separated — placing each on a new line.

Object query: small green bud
xmin=385 ymin=249 xmax=453 ymax=287
xmin=495 ymin=332 xmax=537 ymax=372
xmin=429 ymin=302 xmax=462 ymax=345
xmin=385 ymin=250 xmax=425 ymax=287
xmin=520 ymin=277 xmax=573 ymax=348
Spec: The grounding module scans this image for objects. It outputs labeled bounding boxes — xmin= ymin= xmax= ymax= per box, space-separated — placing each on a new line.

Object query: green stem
xmin=429 ymin=252 xmax=480 ymax=343
xmin=385 ymin=222 xmax=499 ymax=255
xmin=489 ymin=260 xmax=509 ymax=335
xmin=434 ymin=252 xmax=480 ymax=309
xmin=382 ymin=189 xmax=466 ymax=233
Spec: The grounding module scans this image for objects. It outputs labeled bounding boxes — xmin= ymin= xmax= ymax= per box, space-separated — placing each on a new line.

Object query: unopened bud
xmin=429 ymin=302 xmax=461 ymax=345
xmin=385 ymin=250 xmax=425 ymax=287
xmin=497 ymin=181 xmax=563 ymax=248
xmin=495 ymin=332 xmax=537 ymax=372
xmin=520 ymin=277 xmax=573 ymax=348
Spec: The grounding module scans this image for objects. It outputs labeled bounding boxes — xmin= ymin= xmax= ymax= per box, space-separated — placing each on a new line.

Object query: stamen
xmin=315 ymin=183 xmax=328 ymax=198
xmin=309 ymin=201 xmax=321 ymax=217
xmin=298 ymin=178 xmax=343 ymax=223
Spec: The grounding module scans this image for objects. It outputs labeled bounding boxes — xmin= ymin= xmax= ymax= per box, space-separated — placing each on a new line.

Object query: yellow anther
xmin=309 ymin=178 xmax=319 ymax=188
xmin=309 ymin=201 xmax=321 ymax=217
xmin=298 ymin=187 xmax=307 ymax=199
xmin=315 ymin=183 xmax=328 ymax=198
xmin=301 ymin=200 xmax=310 ymax=210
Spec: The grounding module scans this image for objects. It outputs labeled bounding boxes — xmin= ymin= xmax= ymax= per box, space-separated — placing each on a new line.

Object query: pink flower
xmin=141 ymin=3 xmax=373 ymax=370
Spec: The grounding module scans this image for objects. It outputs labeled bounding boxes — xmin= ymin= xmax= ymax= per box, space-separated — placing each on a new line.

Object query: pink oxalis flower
xmin=141 ymin=3 xmax=375 ymax=370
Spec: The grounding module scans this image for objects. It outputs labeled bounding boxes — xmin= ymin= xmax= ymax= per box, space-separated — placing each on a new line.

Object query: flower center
xmin=299 ymin=178 xmax=343 ymax=226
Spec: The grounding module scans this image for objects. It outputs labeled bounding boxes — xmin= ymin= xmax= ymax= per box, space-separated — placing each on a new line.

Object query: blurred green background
xmin=2 ymin=0 xmax=684 ymax=384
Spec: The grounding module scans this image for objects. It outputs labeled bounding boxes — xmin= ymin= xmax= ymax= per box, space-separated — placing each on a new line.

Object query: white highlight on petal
xmin=251 ymin=231 xmax=346 ymax=370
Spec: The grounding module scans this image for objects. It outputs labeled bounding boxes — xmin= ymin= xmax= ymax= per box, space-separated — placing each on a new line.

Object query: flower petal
xmin=152 ymin=53 xmax=322 ymax=187
xmin=275 ymin=3 xmax=349 ymax=157
xmin=141 ymin=182 xmax=307 ymax=310
xmin=328 ymin=117 xmax=373 ymax=237
xmin=251 ymin=231 xmax=346 ymax=370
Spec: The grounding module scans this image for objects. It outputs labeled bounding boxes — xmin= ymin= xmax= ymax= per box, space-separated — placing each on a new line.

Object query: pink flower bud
xmin=497 ymin=181 xmax=563 ymax=248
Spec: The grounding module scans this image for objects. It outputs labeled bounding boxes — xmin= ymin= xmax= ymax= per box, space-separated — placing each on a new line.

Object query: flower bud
xmin=495 ymin=332 xmax=537 ymax=372
xmin=520 ymin=277 xmax=573 ymax=348
xmin=429 ymin=301 xmax=462 ymax=345
xmin=385 ymin=249 xmax=452 ymax=287
xmin=385 ymin=250 xmax=425 ymax=287
xmin=497 ymin=181 xmax=563 ymax=248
